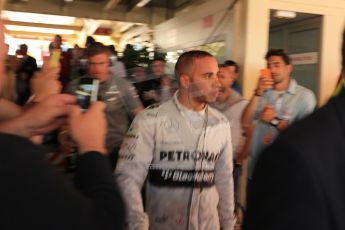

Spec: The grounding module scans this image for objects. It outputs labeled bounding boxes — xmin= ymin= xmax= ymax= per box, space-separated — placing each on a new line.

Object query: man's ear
xmin=179 ymin=74 xmax=190 ymax=89
xmin=287 ymin=64 xmax=293 ymax=74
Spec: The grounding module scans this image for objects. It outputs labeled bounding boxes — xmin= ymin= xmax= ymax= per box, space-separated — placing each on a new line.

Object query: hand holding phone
xmin=259 ymin=68 xmax=274 ymax=89
xmin=260 ymin=68 xmax=271 ymax=78
xmin=74 ymin=77 xmax=99 ymax=111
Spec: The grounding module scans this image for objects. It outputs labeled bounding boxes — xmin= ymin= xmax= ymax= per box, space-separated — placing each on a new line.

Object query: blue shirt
xmin=248 ymin=79 xmax=316 ymax=179
xmin=231 ymin=81 xmax=242 ymax=95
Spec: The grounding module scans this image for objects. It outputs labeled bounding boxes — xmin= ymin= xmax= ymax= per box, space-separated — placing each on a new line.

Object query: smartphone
xmin=74 ymin=77 xmax=99 ymax=111
xmin=260 ymin=68 xmax=271 ymax=79
xmin=49 ymin=50 xmax=61 ymax=68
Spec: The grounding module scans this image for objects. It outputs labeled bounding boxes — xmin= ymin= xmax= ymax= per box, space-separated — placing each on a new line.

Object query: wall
xmin=269 ymin=16 xmax=321 ymax=100
xmin=154 ymin=0 xmax=241 ymax=58
xmin=154 ymin=0 xmax=345 ymax=106
xmin=268 ymin=0 xmax=345 ymax=105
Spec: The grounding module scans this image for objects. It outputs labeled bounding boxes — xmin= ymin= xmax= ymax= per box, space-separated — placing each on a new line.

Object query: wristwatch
xmin=269 ymin=118 xmax=280 ymax=127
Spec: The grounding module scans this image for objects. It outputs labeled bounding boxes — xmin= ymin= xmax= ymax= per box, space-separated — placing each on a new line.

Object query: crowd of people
xmin=1 ymin=15 xmax=345 ymax=230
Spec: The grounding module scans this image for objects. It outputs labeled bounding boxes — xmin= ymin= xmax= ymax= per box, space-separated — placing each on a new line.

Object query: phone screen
xmin=75 ymin=77 xmax=99 ymax=110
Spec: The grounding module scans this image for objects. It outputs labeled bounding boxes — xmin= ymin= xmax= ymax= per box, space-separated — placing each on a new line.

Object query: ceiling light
xmin=136 ymin=0 xmax=151 ymax=7
xmin=274 ymin=10 xmax=297 ymax=19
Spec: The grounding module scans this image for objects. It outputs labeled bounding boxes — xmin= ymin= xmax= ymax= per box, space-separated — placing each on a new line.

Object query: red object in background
xmin=93 ymin=27 xmax=112 ymax=36
xmin=202 ymin=15 xmax=213 ymax=28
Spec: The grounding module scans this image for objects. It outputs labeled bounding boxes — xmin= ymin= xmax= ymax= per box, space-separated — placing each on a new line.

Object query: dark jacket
xmin=243 ymin=89 xmax=345 ymax=230
xmin=0 ymin=133 xmax=124 ymax=230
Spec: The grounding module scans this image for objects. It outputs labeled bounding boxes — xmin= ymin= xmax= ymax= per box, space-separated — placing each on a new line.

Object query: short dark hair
xmin=265 ymin=49 xmax=291 ymax=65
xmin=223 ymin=60 xmax=239 ymax=73
xmin=107 ymin=45 xmax=117 ymax=55
xmin=85 ymin=36 xmax=96 ymax=47
xmin=19 ymin=44 xmax=28 ymax=52
xmin=153 ymin=56 xmax=166 ymax=63
xmin=175 ymin=50 xmax=213 ymax=77
xmin=85 ymin=42 xmax=110 ymax=58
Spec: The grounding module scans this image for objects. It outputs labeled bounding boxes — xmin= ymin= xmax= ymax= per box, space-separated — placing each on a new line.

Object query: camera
xmin=74 ymin=77 xmax=99 ymax=111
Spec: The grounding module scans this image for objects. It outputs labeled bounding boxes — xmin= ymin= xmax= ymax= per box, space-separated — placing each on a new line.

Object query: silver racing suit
xmin=115 ymin=93 xmax=235 ymax=230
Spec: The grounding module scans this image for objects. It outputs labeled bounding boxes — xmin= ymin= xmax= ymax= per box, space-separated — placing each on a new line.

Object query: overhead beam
xmin=127 ymin=0 xmax=142 ymax=12
xmin=127 ymin=0 xmax=152 ymax=12
xmin=7 ymin=30 xmax=77 ymax=40
xmin=0 ymin=0 xmax=6 ymax=11
xmin=2 ymin=19 xmax=83 ymax=31
xmin=4 ymin=0 xmax=152 ymax=24
xmin=104 ymin=0 xmax=120 ymax=10
xmin=166 ymin=0 xmax=174 ymax=19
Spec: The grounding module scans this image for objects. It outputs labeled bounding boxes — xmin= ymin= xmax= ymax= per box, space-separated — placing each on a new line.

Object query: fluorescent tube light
xmin=274 ymin=10 xmax=297 ymax=19
xmin=136 ymin=0 xmax=151 ymax=7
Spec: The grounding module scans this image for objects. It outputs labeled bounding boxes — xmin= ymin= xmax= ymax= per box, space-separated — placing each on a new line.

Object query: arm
xmin=69 ymin=102 xmax=125 ymax=229
xmin=0 ymin=133 xmax=123 ymax=230
xmin=0 ymin=94 xmax=76 ymax=138
xmin=0 ymin=101 xmax=124 ymax=229
xmin=215 ymin=121 xmax=236 ymax=230
xmin=0 ymin=19 xmax=6 ymax=78
xmin=0 ymin=98 xmax=22 ymax=121
xmin=119 ymin=78 xmax=144 ymax=117
xmin=243 ymin=140 xmax=324 ymax=230
xmin=242 ymin=75 xmax=272 ymax=135
xmin=115 ymin=112 xmax=155 ymax=230
xmin=29 ymin=58 xmax=62 ymax=103
xmin=242 ymin=94 xmax=261 ymax=135
xmin=296 ymin=91 xmax=317 ymax=120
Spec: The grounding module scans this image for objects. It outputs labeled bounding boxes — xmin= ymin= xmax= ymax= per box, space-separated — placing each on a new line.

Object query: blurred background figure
xmin=242 ymin=49 xmax=316 ymax=183
xmin=85 ymin=35 xmax=96 ymax=48
xmin=122 ymin=44 xmax=140 ymax=77
xmin=3 ymin=44 xmax=18 ymax=102
xmin=138 ymin=57 xmax=175 ymax=107
xmin=63 ymin=42 xmax=143 ymax=170
xmin=224 ymin=60 xmax=242 ymax=95
xmin=108 ymin=44 xmax=127 ymax=78
xmin=131 ymin=63 xmax=148 ymax=103
xmin=211 ymin=63 xmax=249 ymax=221
xmin=49 ymin=34 xmax=71 ymax=89
xmin=243 ymin=28 xmax=345 ymax=230
xmin=15 ymin=44 xmax=37 ymax=105
xmin=70 ymin=44 xmax=86 ymax=80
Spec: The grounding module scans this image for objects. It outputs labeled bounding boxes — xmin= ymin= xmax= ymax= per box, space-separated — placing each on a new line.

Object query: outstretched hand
xmin=30 ymin=56 xmax=62 ymax=102
xmin=0 ymin=94 xmax=76 ymax=137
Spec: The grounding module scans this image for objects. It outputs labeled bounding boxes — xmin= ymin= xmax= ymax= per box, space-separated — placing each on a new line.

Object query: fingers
xmin=34 ymin=117 xmax=67 ymax=135
xmin=259 ymin=76 xmax=273 ymax=86
xmin=55 ymin=94 xmax=77 ymax=105
xmin=67 ymin=101 xmax=107 ymax=155
xmin=88 ymin=101 xmax=106 ymax=114
xmin=39 ymin=94 xmax=76 ymax=120
xmin=69 ymin=101 xmax=104 ymax=122
xmin=69 ymin=104 xmax=82 ymax=123
xmin=40 ymin=62 xmax=60 ymax=80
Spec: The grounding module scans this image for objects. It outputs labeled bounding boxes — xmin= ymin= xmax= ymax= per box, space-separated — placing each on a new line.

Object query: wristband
xmin=269 ymin=118 xmax=280 ymax=127
xmin=254 ymin=89 xmax=263 ymax=97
